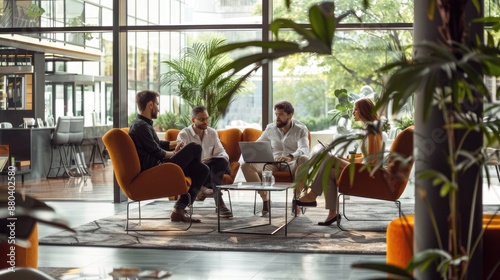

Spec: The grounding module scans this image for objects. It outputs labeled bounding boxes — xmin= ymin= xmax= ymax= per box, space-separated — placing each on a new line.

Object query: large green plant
xmin=153 ymin=112 xmax=186 ymax=132
xmin=161 ymin=38 xmax=243 ymax=128
xmin=205 ymin=0 xmax=500 ymax=279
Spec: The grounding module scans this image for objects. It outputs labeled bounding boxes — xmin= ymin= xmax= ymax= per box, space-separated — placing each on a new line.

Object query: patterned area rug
xmin=40 ymin=198 xmax=417 ymax=255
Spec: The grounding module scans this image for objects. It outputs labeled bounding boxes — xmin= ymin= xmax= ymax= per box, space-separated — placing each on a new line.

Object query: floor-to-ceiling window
xmin=2 ymin=0 xmax=500 ymax=132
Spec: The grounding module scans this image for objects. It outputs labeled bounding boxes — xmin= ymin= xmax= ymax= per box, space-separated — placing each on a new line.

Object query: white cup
xmin=262 ymin=170 xmax=275 ymax=186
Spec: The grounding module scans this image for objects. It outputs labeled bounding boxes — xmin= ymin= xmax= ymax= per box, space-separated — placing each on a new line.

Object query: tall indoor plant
xmin=160 ymin=38 xmax=244 ymax=128
xmin=206 ymin=0 xmax=500 ymax=278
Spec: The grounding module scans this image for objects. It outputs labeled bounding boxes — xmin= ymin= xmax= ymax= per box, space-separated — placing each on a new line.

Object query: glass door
xmin=49 ymin=82 xmax=76 ymax=123
xmin=44 ymin=83 xmax=53 ymax=123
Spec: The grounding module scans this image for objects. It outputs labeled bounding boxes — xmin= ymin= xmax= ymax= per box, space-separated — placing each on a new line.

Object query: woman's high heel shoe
xmin=318 ymin=214 xmax=341 ymax=226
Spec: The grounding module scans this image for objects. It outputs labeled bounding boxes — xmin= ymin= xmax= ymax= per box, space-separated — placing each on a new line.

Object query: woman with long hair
xmin=294 ymin=98 xmax=383 ymax=225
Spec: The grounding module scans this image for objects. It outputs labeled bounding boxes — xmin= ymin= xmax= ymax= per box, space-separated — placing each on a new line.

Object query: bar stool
xmin=68 ymin=116 xmax=90 ymax=176
xmin=46 ymin=117 xmax=71 ymax=178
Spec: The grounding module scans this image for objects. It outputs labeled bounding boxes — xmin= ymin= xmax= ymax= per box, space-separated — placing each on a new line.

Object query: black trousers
xmin=164 ymin=142 xmax=209 ymax=209
xmin=203 ymin=157 xmax=230 ymax=206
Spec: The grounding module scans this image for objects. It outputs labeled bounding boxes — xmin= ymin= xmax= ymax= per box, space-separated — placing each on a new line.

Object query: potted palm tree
xmin=205 ymin=1 xmax=500 ymax=278
xmin=160 ymin=37 xmax=245 ymax=128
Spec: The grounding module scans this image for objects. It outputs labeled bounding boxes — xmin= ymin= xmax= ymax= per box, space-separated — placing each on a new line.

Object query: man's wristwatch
xmin=288 ymin=153 xmax=294 ymax=159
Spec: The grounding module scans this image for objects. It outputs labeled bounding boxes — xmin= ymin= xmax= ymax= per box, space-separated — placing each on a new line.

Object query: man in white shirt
xmin=177 ymin=106 xmax=233 ymax=218
xmin=241 ymin=101 xmax=310 ymax=216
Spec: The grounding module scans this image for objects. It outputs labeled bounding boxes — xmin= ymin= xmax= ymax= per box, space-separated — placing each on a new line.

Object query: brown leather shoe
xmin=170 ymin=209 xmax=201 ymax=223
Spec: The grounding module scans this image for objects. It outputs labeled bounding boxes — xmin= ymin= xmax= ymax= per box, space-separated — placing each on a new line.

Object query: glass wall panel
xmin=83 ymin=61 xmax=100 ymax=76
xmin=272 ymin=0 xmax=413 ymax=24
xmin=67 ymin=61 xmax=83 ymax=74
xmin=66 ymin=0 xmax=84 ymax=23
xmin=84 ymin=2 xmax=101 ymax=48
xmin=148 ymin=32 xmax=159 ymax=83
xmin=66 ymin=83 xmax=74 ymax=116
xmin=127 ymin=30 xmax=261 ymax=130
xmin=15 ymin=0 xmax=500 ymax=138
xmin=485 ymin=0 xmax=500 ymax=17
xmin=136 ymin=33 xmax=148 ymax=82
xmin=44 ymin=83 xmax=53 ymax=122
xmin=101 ymin=6 xmax=112 ymax=26
xmin=148 ymin=0 xmax=159 ymax=24
xmin=82 ymin=85 xmax=95 ymax=126
xmin=75 ymin=85 xmax=83 ymax=116
xmin=54 ymin=84 xmax=64 ymax=120
xmin=272 ymin=29 xmax=413 ymax=132
xmin=128 ymin=0 xmax=261 ymax=25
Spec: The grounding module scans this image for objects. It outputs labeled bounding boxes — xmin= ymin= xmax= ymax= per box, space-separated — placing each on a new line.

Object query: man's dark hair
xmin=274 ymin=101 xmax=294 ymax=115
xmin=136 ymin=90 xmax=159 ymax=111
xmin=191 ymin=106 xmax=207 ymax=118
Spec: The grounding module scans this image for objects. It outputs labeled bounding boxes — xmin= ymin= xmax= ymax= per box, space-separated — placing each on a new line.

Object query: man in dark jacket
xmin=129 ymin=90 xmax=209 ymax=223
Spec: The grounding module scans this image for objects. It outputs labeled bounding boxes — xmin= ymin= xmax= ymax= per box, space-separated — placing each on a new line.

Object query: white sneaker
xmin=196 ymin=186 xmax=214 ymax=201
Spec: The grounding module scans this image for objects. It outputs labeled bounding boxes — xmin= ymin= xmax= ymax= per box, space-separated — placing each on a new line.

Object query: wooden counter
xmin=0 ymin=127 xmax=53 ymax=182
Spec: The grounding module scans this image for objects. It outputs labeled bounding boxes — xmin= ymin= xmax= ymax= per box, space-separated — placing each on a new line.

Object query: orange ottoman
xmin=387 ymin=214 xmax=500 ymax=279
xmin=386 ymin=215 xmax=414 ymax=269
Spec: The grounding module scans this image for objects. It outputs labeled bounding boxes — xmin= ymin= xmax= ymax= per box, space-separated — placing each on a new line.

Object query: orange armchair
xmin=336 ymin=126 xmax=414 ymax=229
xmin=102 ymin=128 xmax=193 ymax=231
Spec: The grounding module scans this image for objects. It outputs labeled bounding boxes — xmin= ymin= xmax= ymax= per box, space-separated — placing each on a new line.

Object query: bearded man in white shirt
xmin=177 ymin=106 xmax=233 ymax=218
xmin=241 ymin=101 xmax=310 ymax=216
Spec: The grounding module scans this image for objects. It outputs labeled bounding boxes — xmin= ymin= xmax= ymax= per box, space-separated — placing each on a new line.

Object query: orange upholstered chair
xmin=217 ymin=128 xmax=243 ymax=184
xmin=165 ymin=128 xmax=242 ymax=185
xmin=102 ymin=128 xmax=193 ymax=231
xmin=335 ymin=126 xmax=414 ymax=229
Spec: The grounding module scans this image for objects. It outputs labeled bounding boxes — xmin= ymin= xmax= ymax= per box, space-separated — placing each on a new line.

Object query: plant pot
xmin=0 ymin=224 xmax=38 ymax=269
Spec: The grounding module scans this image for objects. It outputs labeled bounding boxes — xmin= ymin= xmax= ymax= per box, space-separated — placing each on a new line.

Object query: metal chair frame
xmin=125 ymin=195 xmax=194 ymax=232
xmin=336 ymin=193 xmax=403 ymax=231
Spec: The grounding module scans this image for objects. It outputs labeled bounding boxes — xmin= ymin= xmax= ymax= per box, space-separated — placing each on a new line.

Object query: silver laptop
xmin=239 ymin=141 xmax=275 ymax=163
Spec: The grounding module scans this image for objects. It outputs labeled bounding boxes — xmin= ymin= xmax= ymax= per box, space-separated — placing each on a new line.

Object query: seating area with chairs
xmin=114 ymin=124 xmax=414 ymax=231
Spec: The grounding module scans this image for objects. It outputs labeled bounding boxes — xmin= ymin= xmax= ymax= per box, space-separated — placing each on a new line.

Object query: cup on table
xmin=262 ymin=170 xmax=275 ymax=186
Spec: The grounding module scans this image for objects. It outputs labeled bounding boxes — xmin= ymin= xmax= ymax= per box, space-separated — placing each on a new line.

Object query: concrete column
xmin=112 ymin=0 xmax=128 ymax=203
xmin=413 ymin=1 xmax=483 ymax=279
